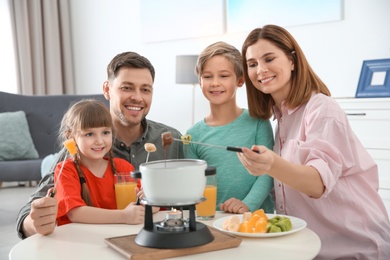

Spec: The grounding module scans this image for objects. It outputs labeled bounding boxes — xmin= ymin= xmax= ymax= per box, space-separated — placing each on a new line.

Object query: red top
xmin=54 ymin=157 xmax=135 ymax=226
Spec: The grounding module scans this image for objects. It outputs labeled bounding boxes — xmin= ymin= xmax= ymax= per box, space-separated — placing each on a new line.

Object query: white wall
xmin=69 ymin=0 xmax=390 ymax=134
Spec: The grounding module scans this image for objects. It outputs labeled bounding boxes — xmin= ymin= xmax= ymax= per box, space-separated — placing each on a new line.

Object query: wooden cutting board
xmin=104 ymin=227 xmax=242 ymax=260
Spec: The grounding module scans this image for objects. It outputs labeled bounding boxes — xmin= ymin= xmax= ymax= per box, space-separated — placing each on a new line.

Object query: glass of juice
xmin=114 ymin=172 xmax=137 ymax=209
xmin=196 ymin=175 xmax=217 ymax=220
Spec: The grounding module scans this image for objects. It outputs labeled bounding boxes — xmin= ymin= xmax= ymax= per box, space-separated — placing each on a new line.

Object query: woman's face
xmin=245 ymin=39 xmax=294 ymax=105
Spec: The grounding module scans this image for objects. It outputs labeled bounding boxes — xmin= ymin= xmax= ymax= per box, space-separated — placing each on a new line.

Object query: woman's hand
xmin=239 ymin=145 xmax=325 ymax=198
xmin=237 ymin=145 xmax=276 ymax=176
xmin=220 ymin=198 xmax=249 ymax=214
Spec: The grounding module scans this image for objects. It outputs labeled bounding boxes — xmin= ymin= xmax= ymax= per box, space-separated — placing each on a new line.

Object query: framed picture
xmin=355 ymin=58 xmax=390 ymax=98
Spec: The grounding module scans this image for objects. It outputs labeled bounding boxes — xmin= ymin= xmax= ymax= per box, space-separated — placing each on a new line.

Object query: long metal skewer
xmin=49 ymin=139 xmax=77 ymax=197
xmin=49 ymin=148 xmax=68 ymax=197
xmin=171 ymin=138 xmax=259 ymax=153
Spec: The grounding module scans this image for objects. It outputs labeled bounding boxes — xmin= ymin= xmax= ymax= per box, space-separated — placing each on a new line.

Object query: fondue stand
xmin=136 ymin=199 xmax=213 ymax=248
xmin=130 ymin=159 xmax=218 ymax=249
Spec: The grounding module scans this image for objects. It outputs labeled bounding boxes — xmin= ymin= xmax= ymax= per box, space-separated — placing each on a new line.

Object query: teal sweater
xmin=186 ymin=109 xmax=275 ymax=213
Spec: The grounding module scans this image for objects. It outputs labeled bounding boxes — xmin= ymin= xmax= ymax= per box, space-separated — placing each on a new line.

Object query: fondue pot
xmin=131 ymin=159 xmax=216 ymax=204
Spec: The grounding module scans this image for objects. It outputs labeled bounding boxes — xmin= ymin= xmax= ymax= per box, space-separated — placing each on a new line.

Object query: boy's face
xmin=199 ymin=55 xmax=244 ymax=105
xmin=103 ymin=67 xmax=154 ymax=128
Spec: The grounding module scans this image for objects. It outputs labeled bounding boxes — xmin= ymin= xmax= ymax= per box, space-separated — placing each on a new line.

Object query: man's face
xmin=103 ymin=68 xmax=153 ymax=127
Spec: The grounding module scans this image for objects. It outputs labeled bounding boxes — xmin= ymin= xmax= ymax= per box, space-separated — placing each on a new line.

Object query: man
xmin=16 ymin=52 xmax=184 ymax=239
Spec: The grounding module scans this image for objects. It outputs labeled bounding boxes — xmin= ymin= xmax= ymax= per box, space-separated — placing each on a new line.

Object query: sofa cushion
xmin=0 ymin=111 xmax=39 ymax=161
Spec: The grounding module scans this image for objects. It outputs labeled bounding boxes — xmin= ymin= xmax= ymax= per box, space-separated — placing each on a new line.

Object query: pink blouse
xmin=273 ymin=93 xmax=390 ymax=259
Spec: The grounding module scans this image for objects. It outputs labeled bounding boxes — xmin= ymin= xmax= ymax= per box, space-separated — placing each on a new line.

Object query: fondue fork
xmin=48 ymin=147 xmax=68 ymax=197
xmin=171 ymin=138 xmax=260 ymax=153
xmin=49 ymin=139 xmax=78 ymax=197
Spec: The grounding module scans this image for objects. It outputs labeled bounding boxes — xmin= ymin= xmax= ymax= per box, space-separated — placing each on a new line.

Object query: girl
xmin=238 ymin=24 xmax=390 ymax=259
xmin=54 ymin=99 xmax=144 ymax=226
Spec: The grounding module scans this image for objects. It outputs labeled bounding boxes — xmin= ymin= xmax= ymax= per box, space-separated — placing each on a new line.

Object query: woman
xmin=238 ymin=24 xmax=390 ymax=259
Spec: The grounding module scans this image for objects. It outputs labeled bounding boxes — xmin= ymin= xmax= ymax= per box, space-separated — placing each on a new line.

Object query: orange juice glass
xmin=196 ymin=175 xmax=217 ymax=220
xmin=114 ymin=173 xmax=137 ymax=209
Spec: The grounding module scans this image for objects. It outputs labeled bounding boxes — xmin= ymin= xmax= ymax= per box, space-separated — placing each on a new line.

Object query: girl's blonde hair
xmin=241 ymin=25 xmax=331 ymax=120
xmin=58 ymin=99 xmax=117 ymax=206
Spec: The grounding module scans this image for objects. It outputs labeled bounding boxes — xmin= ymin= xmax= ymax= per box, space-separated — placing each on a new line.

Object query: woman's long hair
xmin=241 ymin=24 xmax=331 ymax=120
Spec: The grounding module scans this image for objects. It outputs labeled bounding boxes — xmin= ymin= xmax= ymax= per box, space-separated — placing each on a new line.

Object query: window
xmin=0 ymin=0 xmax=17 ymax=93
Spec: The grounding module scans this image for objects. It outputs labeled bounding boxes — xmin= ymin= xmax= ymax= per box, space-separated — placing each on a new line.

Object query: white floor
xmin=0 ymin=182 xmax=37 ymax=259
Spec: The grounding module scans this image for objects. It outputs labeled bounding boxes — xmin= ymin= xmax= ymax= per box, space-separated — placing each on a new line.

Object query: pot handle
xmin=131 ymin=171 xmax=142 ymax=179
xmin=205 ymin=166 xmax=216 ymax=176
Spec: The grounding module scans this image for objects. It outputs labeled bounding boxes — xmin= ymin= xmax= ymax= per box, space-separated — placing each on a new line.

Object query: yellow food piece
xmin=180 ymin=134 xmax=192 ymax=145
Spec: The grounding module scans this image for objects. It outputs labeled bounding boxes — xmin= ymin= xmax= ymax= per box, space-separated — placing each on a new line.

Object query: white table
xmin=9 ymin=211 xmax=321 ymax=260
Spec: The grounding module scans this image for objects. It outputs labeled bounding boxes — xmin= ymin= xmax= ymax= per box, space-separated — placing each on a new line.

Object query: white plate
xmin=213 ymin=213 xmax=307 ymax=238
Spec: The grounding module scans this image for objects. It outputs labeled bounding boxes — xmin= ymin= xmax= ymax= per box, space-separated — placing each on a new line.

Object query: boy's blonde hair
xmin=195 ymin=41 xmax=243 ymax=81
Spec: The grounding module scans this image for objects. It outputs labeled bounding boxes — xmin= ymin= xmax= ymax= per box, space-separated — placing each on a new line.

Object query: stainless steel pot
xmin=131 ymin=159 xmax=216 ymax=204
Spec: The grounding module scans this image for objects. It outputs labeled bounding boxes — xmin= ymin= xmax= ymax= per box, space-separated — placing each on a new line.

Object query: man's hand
xmin=22 ymin=188 xmax=58 ymax=237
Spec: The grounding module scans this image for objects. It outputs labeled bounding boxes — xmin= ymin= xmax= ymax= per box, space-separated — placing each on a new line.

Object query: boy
xmin=186 ymin=42 xmax=274 ymax=214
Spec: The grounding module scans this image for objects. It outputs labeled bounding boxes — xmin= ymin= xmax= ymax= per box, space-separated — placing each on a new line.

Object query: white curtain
xmin=9 ymin=0 xmax=75 ymax=95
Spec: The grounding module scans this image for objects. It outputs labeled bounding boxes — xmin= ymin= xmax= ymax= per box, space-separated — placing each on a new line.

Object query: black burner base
xmin=135 ymin=222 xmax=214 ymax=249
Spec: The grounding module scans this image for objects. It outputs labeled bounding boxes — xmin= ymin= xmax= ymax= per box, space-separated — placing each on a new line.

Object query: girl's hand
xmin=237 ymin=145 xmax=275 ymax=176
xmin=151 ymin=206 xmax=160 ymax=213
xmin=136 ymin=187 xmax=160 ymax=213
xmin=123 ymin=202 xmax=144 ymax=224
xmin=220 ymin=198 xmax=249 ymax=214
xmin=136 ymin=187 xmax=144 ymax=201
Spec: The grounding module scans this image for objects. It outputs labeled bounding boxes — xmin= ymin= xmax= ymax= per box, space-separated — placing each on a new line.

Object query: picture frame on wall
xmin=355 ymin=58 xmax=390 ymax=98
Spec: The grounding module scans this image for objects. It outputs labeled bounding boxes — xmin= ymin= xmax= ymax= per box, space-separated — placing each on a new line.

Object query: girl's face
xmin=245 ymin=39 xmax=294 ymax=106
xmin=200 ymin=55 xmax=244 ymax=106
xmin=74 ymin=126 xmax=113 ymax=161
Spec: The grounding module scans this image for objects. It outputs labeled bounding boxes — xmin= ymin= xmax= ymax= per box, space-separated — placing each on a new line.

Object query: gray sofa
xmin=0 ymin=91 xmax=108 ymax=183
